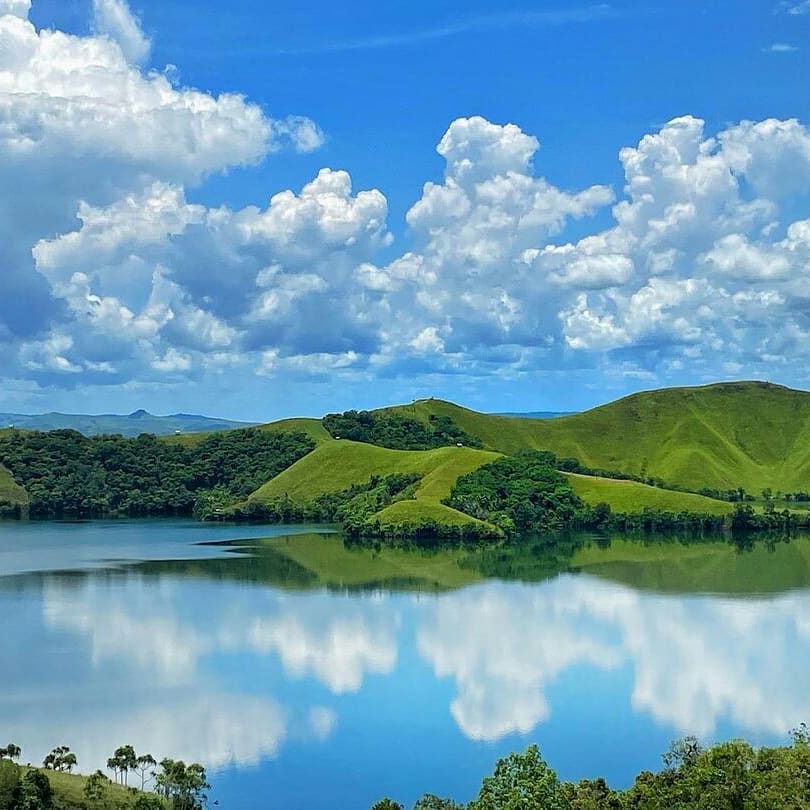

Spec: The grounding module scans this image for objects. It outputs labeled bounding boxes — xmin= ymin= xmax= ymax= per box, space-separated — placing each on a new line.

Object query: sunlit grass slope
xmin=17 ymin=767 xmax=169 ymax=808
xmin=249 ymin=440 xmax=500 ymax=529
xmin=0 ymin=462 xmax=28 ymax=510
xmin=565 ymin=473 xmax=734 ymax=515
xmin=385 ymin=382 xmax=810 ymax=492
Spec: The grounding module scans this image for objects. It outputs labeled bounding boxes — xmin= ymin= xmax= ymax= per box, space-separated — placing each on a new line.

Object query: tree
xmin=370 ymin=800 xmax=403 ymax=810
xmin=413 ymin=795 xmax=465 ymax=809
xmin=43 ymin=745 xmax=77 ymax=773
xmin=663 ymin=736 xmax=703 ymax=770
xmin=18 ymin=769 xmax=53 ymax=810
xmin=112 ymin=745 xmax=137 ymax=786
xmin=471 ymin=745 xmax=567 ymax=810
xmin=155 ymin=759 xmax=209 ymax=810
xmin=83 ymin=770 xmax=109 ymax=806
xmin=135 ymin=753 xmax=157 ymax=790
xmin=0 ymin=759 xmax=20 ymax=809
xmin=0 ymin=744 xmax=20 ymax=762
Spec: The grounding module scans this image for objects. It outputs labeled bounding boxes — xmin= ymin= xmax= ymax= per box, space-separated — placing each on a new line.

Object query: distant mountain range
xmin=0 ymin=410 xmax=255 ymax=437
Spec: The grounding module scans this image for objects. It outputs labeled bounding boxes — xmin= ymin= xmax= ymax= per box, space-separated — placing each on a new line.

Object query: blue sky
xmin=2 ymin=0 xmax=810 ymax=419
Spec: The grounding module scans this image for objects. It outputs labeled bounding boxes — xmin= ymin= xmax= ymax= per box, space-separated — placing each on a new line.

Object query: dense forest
xmin=446 ymin=451 xmax=586 ymax=535
xmin=372 ymin=728 xmax=810 ymax=809
xmin=322 ymin=410 xmax=483 ymax=450
xmin=0 ymin=429 xmax=314 ymax=518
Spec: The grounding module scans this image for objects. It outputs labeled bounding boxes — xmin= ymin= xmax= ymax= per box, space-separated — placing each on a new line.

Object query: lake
xmin=2 ymin=520 xmax=810 ymax=808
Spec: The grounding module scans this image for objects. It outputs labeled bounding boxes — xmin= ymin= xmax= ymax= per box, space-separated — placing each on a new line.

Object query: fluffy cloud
xmin=0 ymin=0 xmax=321 ymax=362
xmin=92 ymin=0 xmax=151 ymax=65
xmin=3 ymin=3 xmax=810 ymax=399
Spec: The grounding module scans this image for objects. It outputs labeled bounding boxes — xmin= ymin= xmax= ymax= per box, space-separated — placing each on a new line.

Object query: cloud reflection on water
xmin=417 ymin=576 xmax=810 ymax=740
xmin=5 ymin=564 xmax=810 ymax=775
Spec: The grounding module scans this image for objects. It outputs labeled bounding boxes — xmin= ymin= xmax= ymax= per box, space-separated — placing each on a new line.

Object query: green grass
xmin=247 ymin=434 xmax=739 ymax=529
xmin=15 ymin=766 xmax=169 ymax=808
xmin=564 ymin=473 xmax=733 ymax=515
xmin=0 ymin=463 xmax=28 ymax=509
xmin=249 ymin=440 xmax=501 ymax=530
xmin=572 ymin=535 xmax=810 ymax=594
xmin=385 ymin=382 xmax=810 ymax=493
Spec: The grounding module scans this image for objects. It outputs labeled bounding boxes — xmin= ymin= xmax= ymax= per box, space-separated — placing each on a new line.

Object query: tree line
xmin=322 ymin=410 xmax=482 ymax=450
xmin=0 ymin=428 xmax=314 ymax=518
xmin=370 ymin=726 xmax=810 ymax=809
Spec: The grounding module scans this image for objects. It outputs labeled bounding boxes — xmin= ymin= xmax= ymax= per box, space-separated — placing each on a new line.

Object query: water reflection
xmin=2 ymin=524 xmax=810 ymax=807
xmin=419 ymin=578 xmax=810 ymax=740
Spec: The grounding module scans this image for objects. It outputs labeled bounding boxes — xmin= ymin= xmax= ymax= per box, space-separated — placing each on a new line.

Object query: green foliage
xmin=447 ymin=451 xmax=586 ymax=535
xmin=83 ymin=770 xmax=109 ymax=805
xmin=42 ymin=746 xmax=77 ymax=773
xmin=0 ymin=760 xmax=19 ymax=810
xmin=373 ymin=734 xmax=810 ymax=810
xmin=0 ymin=428 xmax=314 ymax=518
xmin=133 ymin=793 xmax=164 ymax=810
xmin=0 ymin=746 xmax=20 ymax=763
xmin=413 ymin=794 xmax=466 ymax=809
xmin=18 ymin=770 xmax=53 ymax=810
xmin=471 ymin=745 xmax=567 ymax=810
xmin=370 ymin=800 xmax=404 ymax=810
xmin=154 ymin=759 xmax=208 ymax=810
xmin=323 ymin=410 xmax=482 ymax=450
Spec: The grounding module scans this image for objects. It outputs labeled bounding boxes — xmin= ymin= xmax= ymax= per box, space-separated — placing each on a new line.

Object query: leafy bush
xmin=323 ymin=411 xmax=482 ymax=450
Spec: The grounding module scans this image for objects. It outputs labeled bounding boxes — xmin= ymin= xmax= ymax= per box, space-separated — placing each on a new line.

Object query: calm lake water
xmin=2 ymin=520 xmax=810 ymax=808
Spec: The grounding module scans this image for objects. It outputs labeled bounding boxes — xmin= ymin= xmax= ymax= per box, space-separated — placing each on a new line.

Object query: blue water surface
xmin=1 ymin=519 xmax=808 ymax=809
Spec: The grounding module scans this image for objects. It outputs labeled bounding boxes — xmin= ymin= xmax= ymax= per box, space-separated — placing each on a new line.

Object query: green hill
xmin=249 ymin=439 xmax=501 ymax=530
xmin=564 ymin=473 xmax=733 ymax=516
xmin=384 ymin=382 xmax=810 ymax=493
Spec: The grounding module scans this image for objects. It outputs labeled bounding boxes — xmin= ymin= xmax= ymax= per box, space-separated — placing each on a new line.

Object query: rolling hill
xmin=5 ymin=380 xmax=807 ymax=529
xmin=564 ymin=473 xmax=733 ymax=516
xmin=249 ymin=439 xmax=501 ymax=531
xmin=383 ymin=382 xmax=810 ymax=493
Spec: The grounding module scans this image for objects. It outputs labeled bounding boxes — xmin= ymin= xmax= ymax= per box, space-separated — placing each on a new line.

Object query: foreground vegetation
xmin=0 ymin=743 xmax=207 ymax=810
xmin=372 ymin=728 xmax=810 ymax=809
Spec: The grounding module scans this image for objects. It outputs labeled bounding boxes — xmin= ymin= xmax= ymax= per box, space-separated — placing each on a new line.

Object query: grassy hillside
xmin=565 ymin=473 xmax=734 ymax=516
xmin=249 ymin=440 xmax=500 ymax=530
xmin=0 ymin=462 xmax=28 ymax=510
xmin=386 ymin=383 xmax=810 ymax=493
